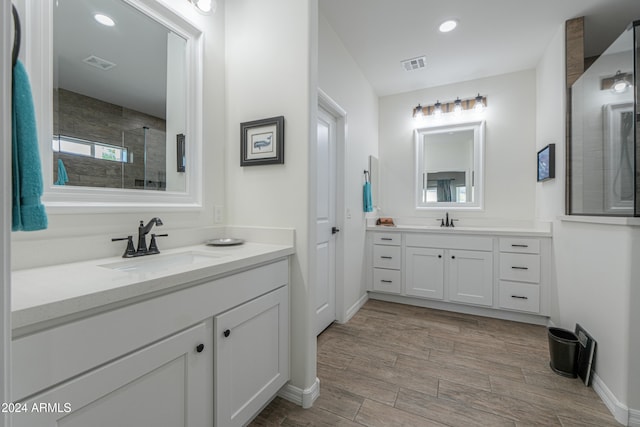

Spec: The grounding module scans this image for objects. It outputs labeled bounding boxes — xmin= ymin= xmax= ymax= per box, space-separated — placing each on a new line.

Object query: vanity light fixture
xmin=611 ymin=70 xmax=630 ymax=93
xmin=412 ymin=95 xmax=487 ymax=117
xmin=189 ymin=0 xmax=216 ymax=13
xmin=94 ymin=13 xmax=115 ymax=27
xmin=439 ymin=19 xmax=458 ymax=33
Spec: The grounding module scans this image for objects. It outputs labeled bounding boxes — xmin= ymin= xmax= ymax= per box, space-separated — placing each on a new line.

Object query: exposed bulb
xmin=413 ymin=104 xmax=424 ymax=121
xmin=474 ymin=93 xmax=485 ymax=112
xmin=433 ymin=101 xmax=443 ymax=116
xmin=611 ymin=70 xmax=630 ymax=94
xmin=453 ymin=97 xmax=462 ymax=115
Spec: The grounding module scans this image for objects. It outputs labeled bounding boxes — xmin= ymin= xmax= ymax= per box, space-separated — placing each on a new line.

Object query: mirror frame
xmin=28 ymin=0 xmax=204 ymax=212
xmin=415 ymin=120 xmax=485 ymax=211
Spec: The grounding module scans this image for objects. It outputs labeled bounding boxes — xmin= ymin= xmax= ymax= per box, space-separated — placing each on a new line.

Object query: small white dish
xmin=205 ymin=238 xmax=245 ymax=246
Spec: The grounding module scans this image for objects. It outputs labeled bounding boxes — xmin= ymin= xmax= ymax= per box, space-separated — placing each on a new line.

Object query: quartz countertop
xmin=367 ymin=224 xmax=552 ymax=237
xmin=12 ymin=242 xmax=294 ymax=331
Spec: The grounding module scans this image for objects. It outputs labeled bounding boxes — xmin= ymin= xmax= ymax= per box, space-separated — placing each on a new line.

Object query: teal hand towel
xmin=363 ymin=181 xmax=373 ymax=213
xmin=12 ymin=60 xmax=48 ymax=231
xmin=55 ymin=159 xmax=68 ymax=185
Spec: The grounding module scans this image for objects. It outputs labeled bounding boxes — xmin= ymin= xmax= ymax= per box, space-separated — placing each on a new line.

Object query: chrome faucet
xmin=137 ymin=217 xmax=163 ymax=254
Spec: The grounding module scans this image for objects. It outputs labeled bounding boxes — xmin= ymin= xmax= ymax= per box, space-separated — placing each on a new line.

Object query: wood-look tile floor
xmin=250 ymin=299 xmax=618 ymax=426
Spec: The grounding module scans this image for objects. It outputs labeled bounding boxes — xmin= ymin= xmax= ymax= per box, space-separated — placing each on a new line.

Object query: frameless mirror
xmin=34 ymin=0 xmax=204 ymax=209
xmin=415 ymin=120 xmax=484 ymax=210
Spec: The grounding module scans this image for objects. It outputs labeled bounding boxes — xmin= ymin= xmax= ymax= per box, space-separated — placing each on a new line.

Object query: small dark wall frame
xmin=537 ymin=143 xmax=556 ymax=182
xmin=240 ymin=116 xmax=284 ymax=166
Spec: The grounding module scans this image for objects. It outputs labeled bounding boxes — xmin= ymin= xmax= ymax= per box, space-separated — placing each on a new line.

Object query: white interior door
xmin=315 ymin=107 xmax=337 ymax=335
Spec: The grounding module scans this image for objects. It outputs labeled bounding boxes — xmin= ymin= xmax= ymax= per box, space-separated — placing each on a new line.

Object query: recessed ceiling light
xmin=94 ymin=13 xmax=115 ymax=27
xmin=439 ymin=19 xmax=458 ymax=33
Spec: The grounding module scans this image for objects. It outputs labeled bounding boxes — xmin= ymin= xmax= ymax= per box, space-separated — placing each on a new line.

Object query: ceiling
xmin=54 ymin=0 xmax=170 ymax=119
xmin=319 ymin=0 xmax=640 ymax=96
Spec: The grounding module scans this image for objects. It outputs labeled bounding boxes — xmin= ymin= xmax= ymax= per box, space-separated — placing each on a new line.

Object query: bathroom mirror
xmin=415 ymin=120 xmax=484 ymax=210
xmin=33 ymin=0 xmax=204 ymax=209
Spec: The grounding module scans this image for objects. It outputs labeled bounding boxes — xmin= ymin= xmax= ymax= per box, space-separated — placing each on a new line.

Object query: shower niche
xmin=569 ymin=21 xmax=640 ymax=216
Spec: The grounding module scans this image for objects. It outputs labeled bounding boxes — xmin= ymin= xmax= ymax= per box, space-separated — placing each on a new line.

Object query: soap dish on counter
xmin=205 ymin=238 xmax=245 ymax=246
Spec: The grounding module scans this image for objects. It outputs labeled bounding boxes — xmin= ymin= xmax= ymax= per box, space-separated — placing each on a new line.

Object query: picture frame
xmin=240 ymin=116 xmax=285 ymax=166
xmin=537 ymin=143 xmax=555 ymax=182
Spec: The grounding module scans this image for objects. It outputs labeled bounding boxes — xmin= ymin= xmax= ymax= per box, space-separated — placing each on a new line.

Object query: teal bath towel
xmin=12 ymin=60 xmax=48 ymax=231
xmin=55 ymin=159 xmax=68 ymax=185
xmin=363 ymin=181 xmax=373 ymax=213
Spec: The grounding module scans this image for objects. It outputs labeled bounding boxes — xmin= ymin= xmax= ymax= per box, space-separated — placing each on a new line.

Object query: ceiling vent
xmin=401 ymin=56 xmax=426 ymax=71
xmin=83 ymin=55 xmax=116 ymax=71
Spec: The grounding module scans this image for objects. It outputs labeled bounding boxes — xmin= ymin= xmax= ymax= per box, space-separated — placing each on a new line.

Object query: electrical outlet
xmin=214 ymin=206 xmax=223 ymax=223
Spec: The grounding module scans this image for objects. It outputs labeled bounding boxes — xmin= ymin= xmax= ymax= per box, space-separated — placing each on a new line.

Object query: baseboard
xmin=592 ymin=372 xmax=629 ymax=425
xmin=628 ymin=408 xmax=640 ymax=427
xmin=341 ymin=293 xmax=368 ymax=324
xmin=278 ymin=377 xmax=320 ymax=409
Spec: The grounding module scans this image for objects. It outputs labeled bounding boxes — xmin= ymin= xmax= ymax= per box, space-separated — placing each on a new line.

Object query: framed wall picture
xmin=537 ymin=143 xmax=555 ymax=182
xmin=240 ymin=116 xmax=284 ymax=166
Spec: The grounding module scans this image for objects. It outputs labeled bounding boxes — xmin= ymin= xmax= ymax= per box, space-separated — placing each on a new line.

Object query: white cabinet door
xmin=405 ymin=247 xmax=444 ymax=299
xmin=448 ymin=249 xmax=493 ymax=306
xmin=12 ymin=321 xmax=213 ymax=427
xmin=214 ymin=286 xmax=289 ymax=427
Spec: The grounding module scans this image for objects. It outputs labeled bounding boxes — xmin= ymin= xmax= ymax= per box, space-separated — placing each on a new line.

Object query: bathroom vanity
xmin=11 ymin=242 xmax=293 ymax=427
xmin=367 ymin=225 xmax=552 ymax=324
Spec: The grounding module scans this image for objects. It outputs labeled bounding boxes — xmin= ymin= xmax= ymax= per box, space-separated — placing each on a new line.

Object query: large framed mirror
xmin=415 ymin=120 xmax=485 ymax=210
xmin=29 ymin=0 xmax=203 ymax=210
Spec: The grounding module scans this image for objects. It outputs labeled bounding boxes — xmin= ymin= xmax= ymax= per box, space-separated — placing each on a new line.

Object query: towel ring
xmin=12 ymin=4 xmax=21 ymax=67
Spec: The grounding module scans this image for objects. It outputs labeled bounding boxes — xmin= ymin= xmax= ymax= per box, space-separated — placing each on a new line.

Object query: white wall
xmin=11 ymin=1 xmax=226 ymax=269
xmin=536 ymin=23 xmax=639 ymax=421
xmin=318 ymin=14 xmax=378 ymax=319
xmin=225 ymin=0 xmax=317 ymax=394
xmin=378 ymin=69 xmax=537 ymax=225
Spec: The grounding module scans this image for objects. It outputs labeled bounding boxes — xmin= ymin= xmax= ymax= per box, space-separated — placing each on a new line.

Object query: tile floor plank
xmin=249 ymin=300 xmax=618 ymax=426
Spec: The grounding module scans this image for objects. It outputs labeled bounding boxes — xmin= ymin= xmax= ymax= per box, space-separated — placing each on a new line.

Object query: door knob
xmin=332 ymin=226 xmax=340 ymax=234
xmin=196 ymin=343 xmax=205 ymax=353
xmin=223 ymin=329 xmax=231 ymax=338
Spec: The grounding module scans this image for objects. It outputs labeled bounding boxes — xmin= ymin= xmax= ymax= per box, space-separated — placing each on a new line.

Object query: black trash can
xmin=547 ymin=327 xmax=579 ymax=378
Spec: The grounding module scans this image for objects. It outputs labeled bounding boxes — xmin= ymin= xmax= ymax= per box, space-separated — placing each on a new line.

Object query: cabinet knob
xmin=451 ymin=255 xmax=456 ymax=259
xmin=438 ymin=254 xmax=442 ymax=258
xmin=196 ymin=343 xmax=205 ymax=353
xmin=223 ymin=329 xmax=231 ymax=338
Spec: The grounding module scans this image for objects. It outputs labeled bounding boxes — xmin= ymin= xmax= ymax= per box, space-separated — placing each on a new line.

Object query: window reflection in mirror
xmin=415 ymin=121 xmax=484 ymax=210
xmin=52 ymin=0 xmax=187 ymax=192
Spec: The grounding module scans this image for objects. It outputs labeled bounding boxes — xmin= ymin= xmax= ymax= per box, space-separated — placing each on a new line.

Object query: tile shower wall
xmin=53 ymin=89 xmax=167 ymax=190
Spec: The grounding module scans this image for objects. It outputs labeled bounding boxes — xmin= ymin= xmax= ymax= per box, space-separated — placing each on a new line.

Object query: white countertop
xmin=367 ymin=224 xmax=552 ymax=237
xmin=12 ymin=242 xmax=294 ymax=331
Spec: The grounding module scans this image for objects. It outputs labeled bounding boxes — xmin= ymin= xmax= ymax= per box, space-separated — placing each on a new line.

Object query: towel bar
xmin=12 ymin=4 xmax=21 ymax=67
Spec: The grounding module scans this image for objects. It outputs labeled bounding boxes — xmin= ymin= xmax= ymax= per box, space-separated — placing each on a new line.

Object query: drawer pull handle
xmin=196 ymin=343 xmax=205 ymax=353
xmin=511 ymin=295 xmax=528 ymax=300
xmin=223 ymin=329 xmax=231 ymax=338
xmin=511 ymin=244 xmax=529 ymax=248
xmin=381 ymin=237 xmax=393 ymax=241
xmin=380 ymin=256 xmax=393 ymax=259
xmin=511 ymin=266 xmax=528 ymax=270
xmin=381 ymin=280 xmax=393 ymax=283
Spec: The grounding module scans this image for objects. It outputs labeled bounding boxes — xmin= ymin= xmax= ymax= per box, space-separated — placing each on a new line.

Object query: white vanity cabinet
xmin=12 ymin=321 xmax=213 ymax=427
xmin=368 ymin=228 xmax=552 ymax=323
xmin=12 ymin=258 xmax=290 ymax=427
xmin=214 ymin=286 xmax=289 ymax=427
xmin=371 ymin=232 xmax=402 ymax=294
xmin=404 ymin=234 xmax=493 ymax=306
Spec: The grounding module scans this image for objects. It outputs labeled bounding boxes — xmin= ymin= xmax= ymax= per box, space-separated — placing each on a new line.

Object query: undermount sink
xmin=100 ymin=251 xmax=227 ymax=273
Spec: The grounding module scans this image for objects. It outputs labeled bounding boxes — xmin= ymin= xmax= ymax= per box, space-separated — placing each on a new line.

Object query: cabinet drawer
xmin=373 ymin=232 xmax=401 ymax=246
xmin=405 ymin=234 xmax=492 ymax=251
xmin=373 ymin=245 xmax=401 ymax=269
xmin=499 ymin=253 xmax=540 ymax=283
xmin=499 ymin=238 xmax=540 ymax=254
xmin=372 ymin=268 xmax=401 ymax=294
xmin=499 ymin=281 xmax=540 ymax=313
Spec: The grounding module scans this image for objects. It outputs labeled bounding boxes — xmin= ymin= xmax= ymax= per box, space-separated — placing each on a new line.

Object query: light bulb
xmin=611 ymin=71 xmax=630 ymax=94
xmin=433 ymin=101 xmax=443 ymax=116
xmin=94 ymin=13 xmax=115 ymax=27
xmin=453 ymin=98 xmax=462 ymax=115
xmin=413 ymin=104 xmax=424 ymax=121
xmin=474 ymin=94 xmax=485 ymax=112
xmin=439 ymin=20 xmax=458 ymax=33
